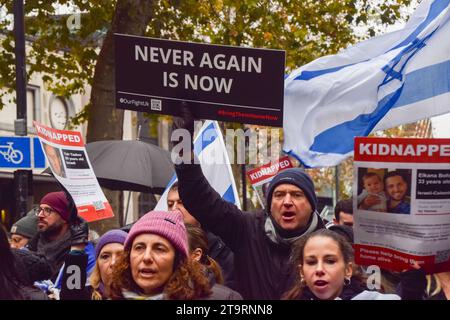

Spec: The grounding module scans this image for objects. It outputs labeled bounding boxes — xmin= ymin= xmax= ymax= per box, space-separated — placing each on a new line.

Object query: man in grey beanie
xmin=10 ymin=210 xmax=39 ymax=249
xmin=172 ymin=104 xmax=324 ymax=300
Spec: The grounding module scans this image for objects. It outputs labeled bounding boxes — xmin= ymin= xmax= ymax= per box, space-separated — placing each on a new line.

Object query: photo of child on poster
xmin=357 ymin=167 xmax=412 ymax=215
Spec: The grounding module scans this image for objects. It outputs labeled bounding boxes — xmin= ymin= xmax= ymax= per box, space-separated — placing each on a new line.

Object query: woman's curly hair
xmin=109 ymin=249 xmax=212 ymax=300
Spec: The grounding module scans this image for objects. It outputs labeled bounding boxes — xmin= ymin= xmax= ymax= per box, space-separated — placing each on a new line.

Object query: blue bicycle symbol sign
xmin=0 ymin=137 xmax=34 ymax=169
xmin=0 ymin=142 xmax=24 ymax=164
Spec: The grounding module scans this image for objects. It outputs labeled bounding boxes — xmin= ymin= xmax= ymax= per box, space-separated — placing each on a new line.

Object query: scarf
xmin=300 ymin=277 xmax=365 ymax=300
xmin=264 ymin=211 xmax=319 ymax=246
xmin=122 ymin=289 xmax=165 ymax=300
xmin=36 ymin=230 xmax=71 ymax=275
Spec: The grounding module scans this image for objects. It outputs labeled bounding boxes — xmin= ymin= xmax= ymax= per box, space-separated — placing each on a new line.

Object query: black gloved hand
xmin=70 ymin=216 xmax=89 ymax=246
xmin=398 ymin=267 xmax=426 ymax=300
xmin=172 ymin=101 xmax=195 ymax=138
xmin=66 ymin=193 xmax=79 ymax=223
xmin=171 ymin=101 xmax=195 ymax=162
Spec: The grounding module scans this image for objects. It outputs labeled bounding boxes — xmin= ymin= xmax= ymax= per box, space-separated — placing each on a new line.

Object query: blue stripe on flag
xmin=295 ymin=63 xmax=359 ymax=81
xmin=294 ymin=0 xmax=449 ymax=82
xmin=391 ymin=59 xmax=450 ymax=108
xmin=309 ymin=60 xmax=450 ymax=154
xmin=382 ymin=31 xmax=434 ymax=86
xmin=193 ymin=122 xmax=216 ymax=156
xmin=392 ymin=0 xmax=450 ymax=50
xmin=167 ymin=174 xmax=177 ymax=187
xmin=221 ymin=185 xmax=235 ymax=204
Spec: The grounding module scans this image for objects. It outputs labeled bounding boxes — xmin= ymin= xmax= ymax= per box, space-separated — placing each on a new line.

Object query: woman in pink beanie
xmin=109 ymin=210 xmax=211 ymax=300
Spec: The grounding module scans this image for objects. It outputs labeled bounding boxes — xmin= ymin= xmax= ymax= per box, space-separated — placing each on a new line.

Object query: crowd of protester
xmin=1 ymin=110 xmax=448 ymax=301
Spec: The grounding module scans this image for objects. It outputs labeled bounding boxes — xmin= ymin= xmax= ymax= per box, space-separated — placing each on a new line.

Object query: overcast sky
xmin=431 ymin=113 xmax=450 ymax=138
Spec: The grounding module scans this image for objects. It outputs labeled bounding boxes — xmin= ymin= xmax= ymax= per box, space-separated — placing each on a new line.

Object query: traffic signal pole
xmin=13 ymin=0 xmax=32 ymax=222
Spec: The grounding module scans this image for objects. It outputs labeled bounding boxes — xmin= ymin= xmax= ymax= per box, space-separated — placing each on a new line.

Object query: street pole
xmin=13 ymin=0 xmax=32 ymax=222
xmin=334 ymin=164 xmax=340 ymax=206
xmin=242 ymin=164 xmax=247 ymax=211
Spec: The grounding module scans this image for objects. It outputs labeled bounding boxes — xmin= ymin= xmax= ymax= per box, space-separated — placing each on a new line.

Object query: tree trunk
xmin=86 ymin=0 xmax=155 ymax=234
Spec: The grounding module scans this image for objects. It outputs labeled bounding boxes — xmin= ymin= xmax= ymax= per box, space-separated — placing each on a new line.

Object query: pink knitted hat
xmin=124 ymin=210 xmax=188 ymax=258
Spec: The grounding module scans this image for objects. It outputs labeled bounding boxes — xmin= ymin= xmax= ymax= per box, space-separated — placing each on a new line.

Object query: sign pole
xmin=13 ymin=0 xmax=32 ymax=222
xmin=242 ymin=164 xmax=247 ymax=211
xmin=335 ymin=164 xmax=340 ymax=206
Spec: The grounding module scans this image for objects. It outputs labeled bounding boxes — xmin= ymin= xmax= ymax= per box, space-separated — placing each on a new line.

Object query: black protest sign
xmin=115 ymin=34 xmax=285 ymax=127
xmin=60 ymin=253 xmax=88 ymax=300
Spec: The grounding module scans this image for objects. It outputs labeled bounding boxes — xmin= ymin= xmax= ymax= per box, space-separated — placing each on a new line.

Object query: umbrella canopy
xmin=84 ymin=140 xmax=175 ymax=194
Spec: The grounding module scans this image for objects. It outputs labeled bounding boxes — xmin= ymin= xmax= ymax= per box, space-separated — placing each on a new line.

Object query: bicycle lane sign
xmin=0 ymin=136 xmax=31 ymax=168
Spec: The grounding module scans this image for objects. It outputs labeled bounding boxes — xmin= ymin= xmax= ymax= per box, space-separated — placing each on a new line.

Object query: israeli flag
xmin=284 ymin=0 xmax=450 ymax=168
xmin=155 ymin=120 xmax=241 ymax=210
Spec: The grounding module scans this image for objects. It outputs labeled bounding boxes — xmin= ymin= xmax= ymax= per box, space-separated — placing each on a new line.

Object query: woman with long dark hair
xmin=283 ymin=229 xmax=400 ymax=300
xmin=186 ymin=224 xmax=242 ymax=300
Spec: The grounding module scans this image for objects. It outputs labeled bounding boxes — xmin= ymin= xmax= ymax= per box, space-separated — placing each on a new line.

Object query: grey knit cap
xmin=11 ymin=210 xmax=39 ymax=239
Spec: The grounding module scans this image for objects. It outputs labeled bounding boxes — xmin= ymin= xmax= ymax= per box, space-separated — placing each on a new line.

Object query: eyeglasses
xmin=34 ymin=206 xmax=55 ymax=217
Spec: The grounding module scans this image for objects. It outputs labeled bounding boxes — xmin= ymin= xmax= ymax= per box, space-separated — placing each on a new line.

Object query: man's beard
xmin=41 ymin=221 xmax=65 ymax=238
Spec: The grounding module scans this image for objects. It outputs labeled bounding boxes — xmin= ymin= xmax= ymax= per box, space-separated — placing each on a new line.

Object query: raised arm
xmin=172 ymin=102 xmax=249 ymax=252
xmin=175 ymin=163 xmax=248 ymax=252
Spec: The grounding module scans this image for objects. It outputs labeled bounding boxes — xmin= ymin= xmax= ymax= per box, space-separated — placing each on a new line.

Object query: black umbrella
xmin=85 ymin=140 xmax=174 ymax=194
xmin=43 ymin=140 xmax=175 ymax=194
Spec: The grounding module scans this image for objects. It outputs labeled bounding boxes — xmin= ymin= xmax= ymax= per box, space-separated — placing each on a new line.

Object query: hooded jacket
xmin=175 ymin=163 xmax=324 ymax=300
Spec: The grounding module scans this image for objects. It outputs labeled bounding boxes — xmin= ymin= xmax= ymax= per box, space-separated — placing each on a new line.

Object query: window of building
xmin=0 ymin=85 xmax=40 ymax=132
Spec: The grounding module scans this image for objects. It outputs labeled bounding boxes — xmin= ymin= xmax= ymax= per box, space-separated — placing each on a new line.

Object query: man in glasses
xmin=27 ymin=191 xmax=90 ymax=282
xmin=35 ymin=201 xmax=69 ymax=240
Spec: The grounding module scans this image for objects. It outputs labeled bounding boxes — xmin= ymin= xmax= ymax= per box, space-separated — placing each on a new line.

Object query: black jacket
xmin=206 ymin=231 xmax=236 ymax=290
xmin=176 ymin=163 xmax=324 ymax=300
xmin=5 ymin=250 xmax=50 ymax=300
xmin=12 ymin=249 xmax=52 ymax=284
xmin=206 ymin=284 xmax=243 ymax=300
xmin=27 ymin=231 xmax=72 ymax=281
